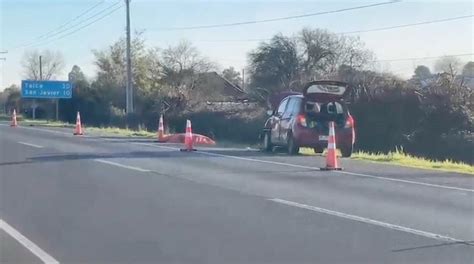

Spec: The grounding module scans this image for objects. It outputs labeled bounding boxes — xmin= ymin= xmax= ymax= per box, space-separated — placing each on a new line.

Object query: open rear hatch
xmin=303 ymin=80 xmax=350 ymax=102
xmin=302 ymin=81 xmax=351 ymax=134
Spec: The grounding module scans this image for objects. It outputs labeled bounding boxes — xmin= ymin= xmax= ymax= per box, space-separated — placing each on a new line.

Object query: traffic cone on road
xmin=10 ymin=109 xmax=18 ymax=127
xmin=321 ymin=121 xmax=342 ymax=170
xmin=157 ymin=114 xmax=166 ymax=142
xmin=180 ymin=120 xmax=196 ymax=152
xmin=73 ymin=111 xmax=84 ymax=135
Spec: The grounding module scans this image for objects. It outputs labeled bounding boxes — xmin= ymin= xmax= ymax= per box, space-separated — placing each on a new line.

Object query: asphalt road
xmin=0 ymin=122 xmax=473 ymax=263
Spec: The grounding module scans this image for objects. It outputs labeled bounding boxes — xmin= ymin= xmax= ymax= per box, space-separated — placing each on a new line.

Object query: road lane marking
xmin=94 ymin=159 xmax=151 ymax=172
xmin=268 ymin=198 xmax=464 ymax=243
xmin=133 ymin=142 xmax=179 ymax=150
xmin=134 ymin=143 xmax=474 ymax=193
xmin=337 ymin=171 xmax=474 ymax=193
xmin=18 ymin=141 xmax=44 ymax=149
xmin=0 ymin=123 xmax=76 ymax=137
xmin=4 ymin=125 xmax=472 ymax=193
xmin=134 ymin=142 xmax=317 ymax=168
xmin=0 ymin=219 xmax=60 ymax=264
xmin=15 ymin=126 xmax=73 ymax=136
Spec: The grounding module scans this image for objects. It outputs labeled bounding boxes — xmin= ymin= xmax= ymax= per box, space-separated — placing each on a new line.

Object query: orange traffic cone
xmin=157 ymin=114 xmax=166 ymax=142
xmin=180 ymin=120 xmax=196 ymax=152
xmin=73 ymin=111 xmax=84 ymax=135
xmin=10 ymin=109 xmax=18 ymax=127
xmin=321 ymin=121 xmax=342 ymax=170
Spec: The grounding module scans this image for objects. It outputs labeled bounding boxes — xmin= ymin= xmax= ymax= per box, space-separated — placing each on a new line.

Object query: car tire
xmin=313 ymin=147 xmax=324 ymax=154
xmin=287 ymin=133 xmax=300 ymax=155
xmin=341 ymin=145 xmax=353 ymax=158
xmin=262 ymin=131 xmax=273 ymax=152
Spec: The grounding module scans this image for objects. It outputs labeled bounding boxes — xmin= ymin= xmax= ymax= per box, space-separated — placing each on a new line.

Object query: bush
xmin=167 ymin=111 xmax=266 ymax=144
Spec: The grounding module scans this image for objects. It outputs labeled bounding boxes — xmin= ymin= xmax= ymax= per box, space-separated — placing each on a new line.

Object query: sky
xmin=0 ymin=0 xmax=473 ymax=89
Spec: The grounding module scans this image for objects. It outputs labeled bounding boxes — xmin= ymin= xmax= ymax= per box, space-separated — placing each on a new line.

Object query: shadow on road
xmin=0 ymin=147 xmax=301 ymax=166
xmin=392 ymin=240 xmax=474 ymax=252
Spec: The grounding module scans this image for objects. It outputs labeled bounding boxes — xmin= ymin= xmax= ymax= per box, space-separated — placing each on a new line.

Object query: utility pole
xmin=125 ymin=0 xmax=133 ymax=113
xmin=241 ymin=69 xmax=245 ymax=90
xmin=0 ymin=52 xmax=6 ymax=114
xmin=32 ymin=56 xmax=43 ymax=120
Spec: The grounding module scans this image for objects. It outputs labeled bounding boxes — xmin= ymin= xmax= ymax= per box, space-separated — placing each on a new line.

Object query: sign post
xmin=21 ymin=80 xmax=73 ymax=120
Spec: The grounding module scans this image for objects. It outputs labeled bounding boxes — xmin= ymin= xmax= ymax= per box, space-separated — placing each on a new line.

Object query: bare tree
xmin=21 ymin=50 xmax=65 ymax=80
xmin=434 ymin=56 xmax=461 ymax=75
xmin=462 ymin=61 xmax=474 ymax=77
xmin=222 ymin=67 xmax=242 ymax=87
xmin=161 ymin=40 xmax=214 ymax=96
xmin=296 ymin=28 xmax=373 ymax=81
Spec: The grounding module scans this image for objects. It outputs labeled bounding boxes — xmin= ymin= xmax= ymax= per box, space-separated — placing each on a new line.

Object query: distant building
xmin=186 ymin=72 xmax=261 ymax=115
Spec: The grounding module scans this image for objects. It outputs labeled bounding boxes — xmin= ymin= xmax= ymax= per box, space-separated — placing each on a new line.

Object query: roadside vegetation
xmin=1 ymin=27 xmax=473 ymax=165
xmin=351 ymin=150 xmax=474 ymax=175
xmin=300 ymin=147 xmax=473 ymax=175
xmin=4 ymin=116 xmax=472 ymax=174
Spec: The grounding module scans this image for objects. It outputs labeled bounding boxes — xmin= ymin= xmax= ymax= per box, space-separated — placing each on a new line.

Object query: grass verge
xmin=85 ymin=127 xmax=155 ymax=138
xmin=301 ymin=147 xmax=473 ymax=175
xmin=7 ymin=117 xmax=472 ymax=174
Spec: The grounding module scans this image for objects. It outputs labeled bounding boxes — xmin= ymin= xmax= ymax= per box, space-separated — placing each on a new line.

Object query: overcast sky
xmin=0 ymin=0 xmax=473 ymax=89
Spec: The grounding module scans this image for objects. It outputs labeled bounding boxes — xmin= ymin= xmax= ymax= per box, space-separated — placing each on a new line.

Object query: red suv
xmin=262 ymin=80 xmax=355 ymax=157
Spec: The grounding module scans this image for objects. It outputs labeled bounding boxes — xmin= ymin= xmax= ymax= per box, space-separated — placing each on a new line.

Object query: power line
xmin=340 ymin=14 xmax=473 ymax=34
xmin=212 ymin=53 xmax=474 ymax=66
xmin=150 ymin=0 xmax=401 ymax=31
xmin=26 ymin=3 xmax=124 ymax=48
xmin=193 ymin=14 xmax=473 ymax=43
xmin=14 ymin=1 xmax=122 ymax=49
xmin=12 ymin=1 xmax=107 ymax=48
xmin=374 ymin=53 xmax=474 ymax=62
xmin=36 ymin=0 xmax=106 ymax=41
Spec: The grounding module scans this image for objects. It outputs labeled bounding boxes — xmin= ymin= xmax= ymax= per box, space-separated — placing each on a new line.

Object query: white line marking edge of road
xmin=134 ymin=142 xmax=474 ymax=193
xmin=94 ymin=159 xmax=151 ymax=172
xmin=3 ymin=125 xmax=471 ymax=193
xmin=0 ymin=219 xmax=60 ymax=264
xmin=18 ymin=141 xmax=44 ymax=148
xmin=269 ymin=198 xmax=463 ymax=243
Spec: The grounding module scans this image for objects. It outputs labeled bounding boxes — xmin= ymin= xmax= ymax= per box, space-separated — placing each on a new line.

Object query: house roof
xmin=197 ymin=72 xmax=246 ymax=99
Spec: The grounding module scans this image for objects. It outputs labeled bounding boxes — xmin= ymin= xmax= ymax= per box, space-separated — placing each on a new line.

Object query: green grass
xmin=300 ymin=147 xmax=473 ymax=175
xmin=22 ymin=119 xmax=74 ymax=128
xmin=86 ymin=127 xmax=156 ymax=138
xmin=7 ymin=116 xmax=472 ymax=174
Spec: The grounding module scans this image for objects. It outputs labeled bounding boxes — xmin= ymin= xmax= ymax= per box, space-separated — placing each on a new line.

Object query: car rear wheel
xmin=340 ymin=145 xmax=353 ymax=158
xmin=313 ymin=147 xmax=324 ymax=154
xmin=262 ymin=131 xmax=273 ymax=152
xmin=287 ymin=134 xmax=300 ymax=155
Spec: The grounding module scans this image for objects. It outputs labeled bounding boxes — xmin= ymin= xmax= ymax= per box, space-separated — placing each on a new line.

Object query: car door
xmin=271 ymin=98 xmax=289 ymax=144
xmin=279 ymin=97 xmax=300 ymax=144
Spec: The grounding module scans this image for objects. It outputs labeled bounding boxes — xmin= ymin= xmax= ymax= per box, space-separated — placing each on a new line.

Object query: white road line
xmin=0 ymin=124 xmax=75 ymax=137
xmin=135 ymin=143 xmax=474 ymax=193
xmin=18 ymin=141 xmax=44 ymax=149
xmin=337 ymin=170 xmax=474 ymax=193
xmin=269 ymin=198 xmax=463 ymax=243
xmin=0 ymin=219 xmax=60 ymax=264
xmin=19 ymin=126 xmax=74 ymax=136
xmin=133 ymin=142 xmax=179 ymax=151
xmin=4 ymin=124 xmax=472 ymax=193
xmin=94 ymin=159 xmax=151 ymax=172
xmin=135 ymin=142 xmax=317 ymax=168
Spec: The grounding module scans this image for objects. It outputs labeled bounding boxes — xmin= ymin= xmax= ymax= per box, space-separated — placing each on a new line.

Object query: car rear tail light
xmin=296 ymin=114 xmax=307 ymax=127
xmin=345 ymin=115 xmax=354 ymax=128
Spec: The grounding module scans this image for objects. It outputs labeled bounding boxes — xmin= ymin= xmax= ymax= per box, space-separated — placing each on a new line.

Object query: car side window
xmin=277 ymin=98 xmax=289 ymax=116
xmin=291 ymin=98 xmax=302 ymax=115
xmin=284 ymin=98 xmax=301 ymax=117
